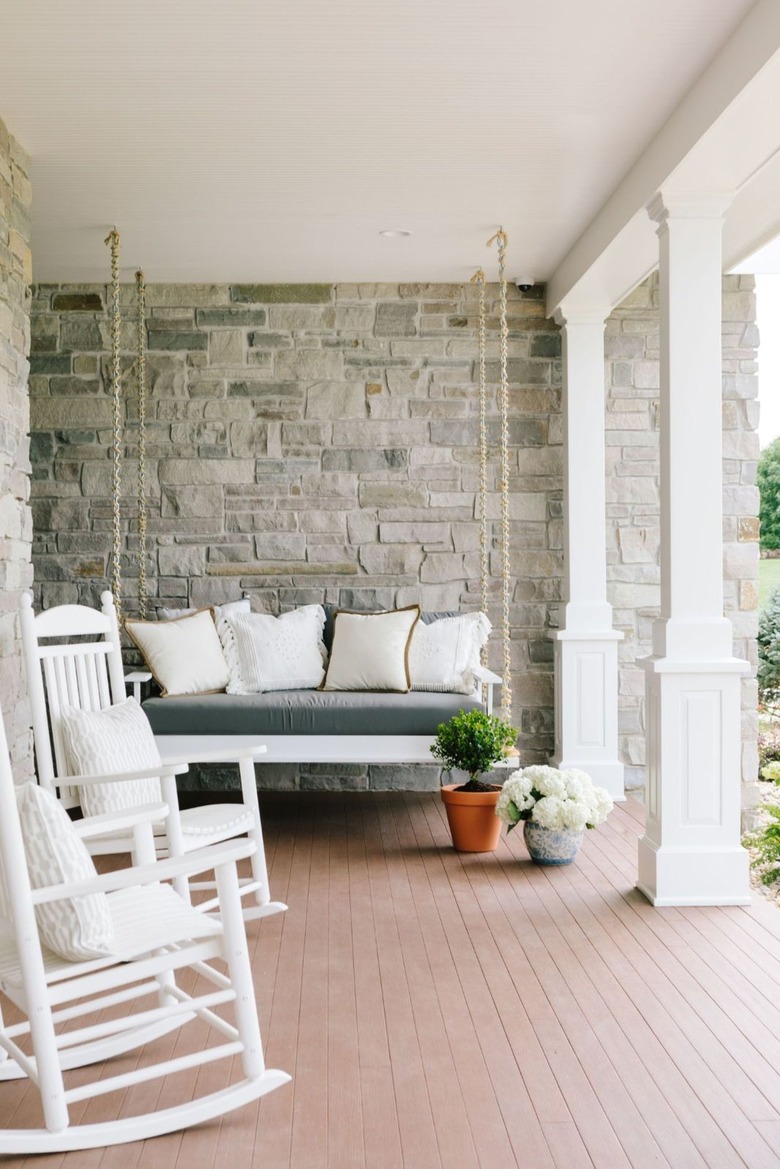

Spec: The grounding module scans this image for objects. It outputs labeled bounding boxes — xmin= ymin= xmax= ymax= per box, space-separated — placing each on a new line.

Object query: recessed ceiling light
xmin=379 ymin=229 xmax=412 ymax=238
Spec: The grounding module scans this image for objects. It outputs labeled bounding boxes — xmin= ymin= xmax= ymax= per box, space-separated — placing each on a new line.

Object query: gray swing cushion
xmin=142 ymin=688 xmax=481 ymax=738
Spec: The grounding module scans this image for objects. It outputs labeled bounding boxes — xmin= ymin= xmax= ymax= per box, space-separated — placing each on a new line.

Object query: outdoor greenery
xmin=431 ymin=708 xmax=518 ymax=791
xmin=758 ymin=587 xmax=780 ymax=698
xmin=758 ymin=437 xmax=780 ymax=550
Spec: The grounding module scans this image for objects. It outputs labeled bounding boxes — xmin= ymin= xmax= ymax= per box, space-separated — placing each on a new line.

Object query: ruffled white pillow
xmin=408 ymin=612 xmax=491 ymax=694
xmin=222 ymin=606 xmax=327 ymax=694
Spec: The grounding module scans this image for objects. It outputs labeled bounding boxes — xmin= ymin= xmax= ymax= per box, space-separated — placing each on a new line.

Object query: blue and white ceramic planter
xmin=523 ymin=820 xmax=584 ymax=865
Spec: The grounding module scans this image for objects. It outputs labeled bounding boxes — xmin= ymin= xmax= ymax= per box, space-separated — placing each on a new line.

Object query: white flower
xmin=494 ymin=764 xmax=614 ymax=833
xmin=523 ymin=765 xmax=566 ymax=799
xmin=559 ymin=798 xmax=589 ymax=832
xmin=532 ymin=795 xmax=566 ymax=830
xmin=496 ymin=774 xmax=535 ymax=825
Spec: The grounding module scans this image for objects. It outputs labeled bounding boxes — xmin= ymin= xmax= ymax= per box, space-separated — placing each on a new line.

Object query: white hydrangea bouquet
xmin=496 ymin=765 xmax=613 ymax=834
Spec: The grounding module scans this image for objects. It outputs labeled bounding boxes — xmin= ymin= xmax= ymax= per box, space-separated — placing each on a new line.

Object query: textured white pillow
xmin=322 ymin=607 xmax=420 ymax=692
xmin=16 ymin=782 xmax=113 ymax=961
xmin=125 ymin=609 xmax=230 ymax=696
xmin=222 ymin=606 xmax=326 ymax=694
xmin=409 ymin=613 xmax=491 ymax=694
xmin=60 ymin=697 xmax=162 ymax=820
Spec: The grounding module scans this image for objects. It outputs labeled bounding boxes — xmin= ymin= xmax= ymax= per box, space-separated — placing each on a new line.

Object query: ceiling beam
xmin=546 ymin=0 xmax=780 ymax=316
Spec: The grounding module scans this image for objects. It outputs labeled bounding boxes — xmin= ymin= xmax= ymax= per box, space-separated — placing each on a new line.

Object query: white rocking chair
xmin=19 ymin=592 xmax=286 ymax=921
xmin=0 ymin=702 xmax=289 ymax=1153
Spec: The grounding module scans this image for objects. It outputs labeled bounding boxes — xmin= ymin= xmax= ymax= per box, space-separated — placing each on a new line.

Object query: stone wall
xmin=27 ymin=276 xmax=759 ymax=801
xmin=605 ymin=273 xmax=760 ymax=808
xmin=28 ymin=281 xmax=562 ymax=789
xmin=0 ymin=114 xmax=33 ymax=779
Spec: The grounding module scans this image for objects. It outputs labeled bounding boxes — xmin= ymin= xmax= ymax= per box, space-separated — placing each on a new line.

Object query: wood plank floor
xmin=5 ymin=792 xmax=780 ymax=1169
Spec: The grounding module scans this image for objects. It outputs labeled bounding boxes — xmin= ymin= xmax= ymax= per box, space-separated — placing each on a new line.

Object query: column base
xmin=550 ymin=753 xmax=625 ymax=800
xmin=551 ymin=629 xmax=624 ymax=801
xmin=637 ymin=837 xmax=751 ymax=906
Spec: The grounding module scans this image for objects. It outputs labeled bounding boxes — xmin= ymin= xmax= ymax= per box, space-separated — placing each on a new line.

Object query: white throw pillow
xmin=222 ymin=606 xmax=326 ymax=694
xmin=125 ymin=609 xmax=230 ymax=697
xmin=322 ymin=607 xmax=420 ymax=692
xmin=409 ymin=613 xmax=491 ymax=694
xmin=60 ymin=697 xmax=163 ymax=820
xmin=16 ymin=782 xmax=113 ymax=961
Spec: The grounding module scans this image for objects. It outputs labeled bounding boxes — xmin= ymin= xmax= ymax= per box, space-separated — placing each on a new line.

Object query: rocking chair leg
xmin=238 ymin=756 xmax=271 ymax=909
xmin=215 ymin=858 xmax=265 ymax=1079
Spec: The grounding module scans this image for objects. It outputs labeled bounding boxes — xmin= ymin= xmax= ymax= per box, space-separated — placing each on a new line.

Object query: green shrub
xmin=758 ymin=586 xmax=780 ymax=698
xmin=431 ymin=708 xmax=518 ymax=791
xmin=748 ymin=805 xmax=780 ymax=886
xmin=758 ymin=437 xmax=780 ymax=551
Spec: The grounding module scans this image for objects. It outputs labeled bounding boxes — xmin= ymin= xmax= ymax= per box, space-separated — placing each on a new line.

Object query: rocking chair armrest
xmin=156 ymin=745 xmax=267 ymax=767
xmin=63 ymin=762 xmax=189 ymax=788
xmin=124 ymin=670 xmax=153 ymax=703
xmin=29 ymin=838 xmax=258 ymax=905
xmin=72 ymin=802 xmax=170 ymax=840
xmin=472 ymin=665 xmax=503 ymax=686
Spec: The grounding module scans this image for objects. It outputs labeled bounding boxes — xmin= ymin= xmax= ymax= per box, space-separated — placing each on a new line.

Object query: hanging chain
xmin=136 ymin=270 xmax=148 ymax=619
xmin=487 ymin=229 xmax=512 ymax=719
xmin=470 ymin=268 xmax=490 ymax=674
xmin=104 ymin=228 xmax=123 ymax=619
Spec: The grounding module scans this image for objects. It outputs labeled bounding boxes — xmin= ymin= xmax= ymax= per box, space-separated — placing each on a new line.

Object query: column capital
xmin=553 ymin=304 xmax=610 ymax=328
xmin=646 ymin=190 xmax=734 ymax=229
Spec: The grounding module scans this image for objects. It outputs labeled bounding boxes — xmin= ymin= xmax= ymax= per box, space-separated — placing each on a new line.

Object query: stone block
xmin=230 ymin=284 xmax=332 ymax=304
xmin=209 ymin=329 xmax=244 ymax=365
xmin=275 ymin=349 xmax=344 ymax=381
xmin=358 ymin=483 xmax=428 ymax=509
xmin=158 ymin=458 xmax=255 ymax=485
xmin=230 ymin=421 xmax=269 ymax=456
xmin=305 ymin=382 xmax=366 ymax=420
xmin=420 ymin=553 xmax=466 ymax=583
xmin=161 ymin=486 xmax=224 ymax=518
xmin=254 ymin=533 xmax=307 ymax=559
xmin=368 ymin=765 xmax=440 ymax=791
xmin=379 ymin=522 xmax=450 ymax=544
xmin=158 ymin=544 xmax=205 ymax=577
xmin=375 ymin=302 xmax=418 ymax=337
xmin=358 ymin=545 xmax=424 ymax=575
xmin=52 ymin=293 xmax=102 ymax=312
xmin=197 ymin=307 xmax=267 ymax=327
xmin=147 ymin=331 xmax=207 ymax=351
xmin=49 ymin=377 xmax=101 ymax=397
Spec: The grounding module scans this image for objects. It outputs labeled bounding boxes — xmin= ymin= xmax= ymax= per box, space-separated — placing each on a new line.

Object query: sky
xmin=757 ymin=274 xmax=780 ymax=449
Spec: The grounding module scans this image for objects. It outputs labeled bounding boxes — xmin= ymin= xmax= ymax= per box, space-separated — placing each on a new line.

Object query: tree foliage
xmin=431 ymin=708 xmax=518 ymax=790
xmin=758 ymin=586 xmax=780 ymax=696
xmin=758 ymin=437 xmax=780 ymax=550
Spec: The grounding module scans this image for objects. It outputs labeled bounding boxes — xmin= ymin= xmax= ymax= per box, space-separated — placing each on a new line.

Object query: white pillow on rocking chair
xmin=60 ymin=697 xmax=163 ymax=820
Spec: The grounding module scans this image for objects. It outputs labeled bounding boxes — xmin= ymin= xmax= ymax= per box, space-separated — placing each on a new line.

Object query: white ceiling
xmin=0 ymin=0 xmax=757 ymax=283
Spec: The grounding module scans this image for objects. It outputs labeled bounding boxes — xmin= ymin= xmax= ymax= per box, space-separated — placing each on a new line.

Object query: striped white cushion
xmin=60 ymin=697 xmax=162 ymax=819
xmin=16 ymin=782 xmax=113 ymax=961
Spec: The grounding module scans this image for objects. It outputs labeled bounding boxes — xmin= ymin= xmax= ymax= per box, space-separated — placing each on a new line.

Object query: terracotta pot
xmin=440 ymin=783 xmax=502 ymax=852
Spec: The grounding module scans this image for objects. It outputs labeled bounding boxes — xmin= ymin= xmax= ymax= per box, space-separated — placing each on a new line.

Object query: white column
xmin=551 ymin=309 xmax=624 ymax=799
xmin=637 ymin=192 xmax=750 ymax=907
